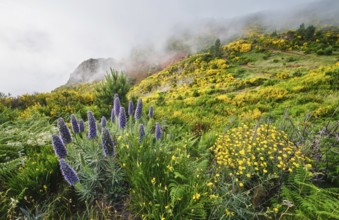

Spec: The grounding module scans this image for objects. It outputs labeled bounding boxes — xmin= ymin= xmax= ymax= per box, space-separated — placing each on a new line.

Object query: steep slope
xmin=129 ymin=27 xmax=339 ymax=131
xmin=67 ymin=58 xmax=117 ymax=85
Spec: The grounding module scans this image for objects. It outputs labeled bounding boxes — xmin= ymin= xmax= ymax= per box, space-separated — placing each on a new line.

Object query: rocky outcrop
xmin=66 ymin=58 xmax=117 ymax=85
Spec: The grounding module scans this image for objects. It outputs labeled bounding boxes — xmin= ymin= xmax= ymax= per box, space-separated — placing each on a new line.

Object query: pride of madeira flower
xmin=87 ymin=111 xmax=97 ymax=139
xmin=59 ymin=159 xmax=79 ymax=186
xmin=101 ymin=128 xmax=114 ymax=156
xmin=101 ymin=116 xmax=107 ymax=128
xmin=70 ymin=114 xmax=80 ymax=134
xmin=113 ymin=95 xmax=121 ymax=117
xmin=57 ymin=117 xmax=72 ymax=144
xmin=149 ymin=106 xmax=154 ymax=118
xmin=155 ymin=123 xmax=162 ymax=140
xmin=134 ymin=98 xmax=143 ymax=120
xmin=79 ymin=119 xmax=85 ymax=133
xmin=138 ymin=124 xmax=145 ymax=144
xmin=128 ymin=100 xmax=134 ymax=116
xmin=111 ymin=108 xmax=115 ymax=122
xmin=119 ymin=107 xmax=127 ymax=129
xmin=51 ymin=134 xmax=67 ymax=159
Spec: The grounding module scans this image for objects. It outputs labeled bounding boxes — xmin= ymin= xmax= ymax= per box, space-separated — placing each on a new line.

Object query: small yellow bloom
xmin=207 ymin=182 xmax=214 ymax=187
xmin=305 ymin=164 xmax=312 ymax=169
xmin=239 ymin=182 xmax=244 ymax=187
xmin=192 ymin=193 xmax=201 ymax=200
xmin=151 ymin=177 xmax=156 ymax=185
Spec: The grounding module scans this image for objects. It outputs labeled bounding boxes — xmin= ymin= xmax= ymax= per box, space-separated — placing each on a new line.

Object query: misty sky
xmin=0 ymin=0 xmax=316 ymax=95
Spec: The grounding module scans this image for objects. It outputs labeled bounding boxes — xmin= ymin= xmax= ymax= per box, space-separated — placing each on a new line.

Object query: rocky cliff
xmin=66 ymin=58 xmax=117 ymax=85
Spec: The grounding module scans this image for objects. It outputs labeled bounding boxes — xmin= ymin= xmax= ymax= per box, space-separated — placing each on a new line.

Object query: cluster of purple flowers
xmin=52 ymin=94 xmax=164 ymax=186
xmin=53 ymin=117 xmax=82 ymax=186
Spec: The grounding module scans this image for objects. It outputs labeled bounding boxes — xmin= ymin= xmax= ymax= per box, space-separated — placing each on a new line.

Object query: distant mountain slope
xmin=128 ymin=27 xmax=339 ymax=131
xmin=65 ymin=0 xmax=339 ymax=87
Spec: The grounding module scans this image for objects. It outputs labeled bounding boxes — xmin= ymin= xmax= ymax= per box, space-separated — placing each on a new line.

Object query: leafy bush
xmin=214 ymin=124 xmax=307 ymax=187
xmin=280 ymin=167 xmax=339 ymax=219
xmin=95 ymin=69 xmax=131 ymax=116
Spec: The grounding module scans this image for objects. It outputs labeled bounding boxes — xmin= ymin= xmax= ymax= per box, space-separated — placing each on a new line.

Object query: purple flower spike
xmin=101 ymin=116 xmax=107 ymax=128
xmin=111 ymin=108 xmax=115 ymax=123
xmin=79 ymin=119 xmax=85 ymax=133
xmin=113 ymin=96 xmax=121 ymax=117
xmin=51 ymin=134 xmax=67 ymax=159
xmin=138 ymin=124 xmax=145 ymax=144
xmin=101 ymin=128 xmax=114 ymax=157
xmin=87 ymin=111 xmax=97 ymax=139
xmin=134 ymin=98 xmax=143 ymax=120
xmin=59 ymin=159 xmax=79 ymax=186
xmin=128 ymin=100 xmax=134 ymax=116
xmin=70 ymin=114 xmax=80 ymax=134
xmin=149 ymin=106 xmax=154 ymax=118
xmin=119 ymin=107 xmax=127 ymax=129
xmin=57 ymin=118 xmax=72 ymax=144
xmin=155 ymin=122 xmax=162 ymax=140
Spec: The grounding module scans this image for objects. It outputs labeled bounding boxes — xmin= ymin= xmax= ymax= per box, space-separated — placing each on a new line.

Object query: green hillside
xmin=129 ymin=26 xmax=339 ymax=132
xmin=0 ymin=25 xmax=338 ymax=219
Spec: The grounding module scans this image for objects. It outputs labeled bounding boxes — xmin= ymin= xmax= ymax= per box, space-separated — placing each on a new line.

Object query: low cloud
xmin=0 ymin=0 xmax=337 ymax=95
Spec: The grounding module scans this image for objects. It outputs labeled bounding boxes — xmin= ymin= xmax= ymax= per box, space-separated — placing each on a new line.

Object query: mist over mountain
xmin=66 ymin=0 xmax=339 ymax=86
xmin=67 ymin=58 xmax=117 ymax=85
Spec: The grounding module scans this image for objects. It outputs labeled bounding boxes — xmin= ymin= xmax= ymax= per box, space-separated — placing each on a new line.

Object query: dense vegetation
xmin=0 ymin=25 xmax=338 ymax=219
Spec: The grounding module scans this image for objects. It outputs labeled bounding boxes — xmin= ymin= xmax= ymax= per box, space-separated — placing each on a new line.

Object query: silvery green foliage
xmin=134 ymin=98 xmax=143 ymax=120
xmin=87 ymin=111 xmax=97 ymax=139
xmin=128 ymin=100 xmax=134 ymax=116
xmin=59 ymin=159 xmax=79 ymax=186
xmin=79 ymin=119 xmax=85 ymax=132
xmin=57 ymin=117 xmax=72 ymax=144
xmin=101 ymin=128 xmax=114 ymax=157
xmin=51 ymin=134 xmax=67 ymax=159
xmin=70 ymin=114 xmax=80 ymax=134
xmin=119 ymin=107 xmax=127 ymax=129
xmin=155 ymin=122 xmax=162 ymax=140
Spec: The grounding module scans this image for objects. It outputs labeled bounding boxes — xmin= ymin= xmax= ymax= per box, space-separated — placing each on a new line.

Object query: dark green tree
xmin=95 ymin=68 xmax=131 ymax=116
xmin=209 ymin=38 xmax=222 ymax=58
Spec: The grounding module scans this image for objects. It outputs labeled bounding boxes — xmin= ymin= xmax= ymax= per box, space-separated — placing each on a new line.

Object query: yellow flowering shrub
xmin=224 ymin=40 xmax=252 ymax=53
xmin=214 ymin=124 xmax=307 ymax=181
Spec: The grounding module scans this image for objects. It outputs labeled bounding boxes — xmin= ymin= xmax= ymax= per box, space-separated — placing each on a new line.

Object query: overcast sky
xmin=0 ymin=0 xmax=316 ymax=95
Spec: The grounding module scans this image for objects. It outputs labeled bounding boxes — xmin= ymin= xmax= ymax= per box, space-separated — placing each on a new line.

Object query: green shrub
xmin=95 ymin=69 xmax=131 ymax=116
xmin=279 ymin=167 xmax=339 ymax=219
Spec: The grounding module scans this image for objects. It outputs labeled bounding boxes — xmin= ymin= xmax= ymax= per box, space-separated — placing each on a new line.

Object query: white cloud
xmin=0 ymin=0 xmax=325 ymax=95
